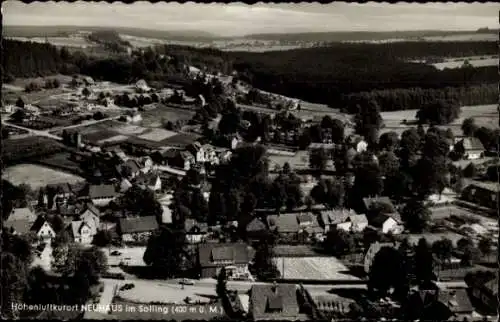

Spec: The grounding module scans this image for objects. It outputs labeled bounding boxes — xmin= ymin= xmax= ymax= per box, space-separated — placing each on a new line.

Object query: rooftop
xmin=250 ymin=284 xmax=300 ymax=320
xmin=118 ymin=216 xmax=159 ymax=234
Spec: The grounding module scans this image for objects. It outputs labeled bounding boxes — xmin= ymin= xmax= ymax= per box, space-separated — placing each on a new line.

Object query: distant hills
xmin=4 ymin=25 xmax=498 ymax=44
xmin=242 ymin=29 xmax=499 ymax=42
xmin=3 ymin=25 xmax=219 ymax=41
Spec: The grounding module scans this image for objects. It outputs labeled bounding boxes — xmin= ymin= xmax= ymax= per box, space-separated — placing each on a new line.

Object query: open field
xmin=2 ymin=163 xmax=85 ymax=189
xmin=140 ymin=106 xmax=195 ymax=128
xmin=273 ymin=256 xmax=360 ymax=280
xmin=380 ymin=104 xmax=499 ymax=137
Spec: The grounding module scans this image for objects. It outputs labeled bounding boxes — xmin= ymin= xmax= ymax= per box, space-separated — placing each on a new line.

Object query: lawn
xmin=137 ymin=128 xmax=178 ymax=142
xmin=2 ymin=163 xmax=85 ymax=190
xmin=433 ymin=57 xmax=498 ymax=70
xmin=273 ymin=256 xmax=360 ymax=281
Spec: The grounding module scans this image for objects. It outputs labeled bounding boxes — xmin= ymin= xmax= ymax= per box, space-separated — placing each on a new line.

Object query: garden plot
xmin=273 ymin=257 xmax=359 ymax=281
xmin=3 ymin=164 xmax=85 ymax=189
xmin=112 ymin=124 xmax=150 ymax=136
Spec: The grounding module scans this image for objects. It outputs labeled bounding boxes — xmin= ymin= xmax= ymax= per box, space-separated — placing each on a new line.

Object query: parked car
xmin=120 ymin=283 xmax=135 ymax=291
xmin=101 ymin=272 xmax=125 ymax=280
xmin=110 ymin=251 xmax=122 ymax=256
xmin=179 ymin=278 xmax=195 ymax=285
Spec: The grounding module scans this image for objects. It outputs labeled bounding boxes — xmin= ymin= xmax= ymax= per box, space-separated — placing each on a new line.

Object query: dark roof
xmin=319 ymin=209 xmax=354 ymax=225
xmin=296 ymin=213 xmax=313 ymax=224
xmin=118 ymin=216 xmax=159 ymax=234
xmin=30 ymin=216 xmax=52 ymax=233
xmin=157 ymin=148 xmax=179 ymax=159
xmin=125 ymin=159 xmax=141 ymax=173
xmin=246 ymin=218 xmax=267 ymax=232
xmin=89 ymin=184 xmax=117 ymax=199
xmin=484 ymin=276 xmax=499 ymax=296
xmin=438 ymin=289 xmax=474 ymax=314
xmin=198 ymin=243 xmax=252 ymax=267
xmin=250 ymin=284 xmax=299 ymax=320
xmin=370 ymin=213 xmax=395 ymax=227
xmin=362 ymin=196 xmax=396 ymax=212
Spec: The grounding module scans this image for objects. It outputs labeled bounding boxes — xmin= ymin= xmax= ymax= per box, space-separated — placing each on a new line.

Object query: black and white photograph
xmin=1 ymin=1 xmax=499 ymax=320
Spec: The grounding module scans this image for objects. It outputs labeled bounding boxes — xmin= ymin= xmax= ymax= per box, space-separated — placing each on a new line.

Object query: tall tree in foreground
xmin=368 ymin=246 xmax=409 ymax=301
xmin=143 ymin=227 xmax=189 ymax=278
xmin=401 ymin=200 xmax=431 ymax=233
xmin=251 ymin=234 xmax=280 ymax=281
xmin=216 ymin=267 xmax=227 ymax=299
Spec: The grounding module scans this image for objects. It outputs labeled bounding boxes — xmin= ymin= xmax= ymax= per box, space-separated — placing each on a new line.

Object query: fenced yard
xmin=3 ymin=163 xmax=85 ymax=189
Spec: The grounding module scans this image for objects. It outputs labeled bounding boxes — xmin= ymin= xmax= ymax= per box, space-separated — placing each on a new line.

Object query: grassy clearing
xmin=116 ymin=282 xmax=217 ymax=304
xmin=2 ymin=163 xmax=85 ymax=190
xmin=433 ymin=58 xmax=498 ymax=70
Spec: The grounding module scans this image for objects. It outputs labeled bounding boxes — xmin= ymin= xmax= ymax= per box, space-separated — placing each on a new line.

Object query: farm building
xmin=88 ymin=184 xmax=118 ymax=206
xmin=197 ymin=243 xmax=254 ymax=279
xmin=118 ymin=216 xmax=159 ymax=243
xmin=369 ymin=213 xmax=404 ymax=235
xmin=454 ymin=137 xmax=485 ymax=160
xmin=461 ymin=181 xmax=499 ymax=209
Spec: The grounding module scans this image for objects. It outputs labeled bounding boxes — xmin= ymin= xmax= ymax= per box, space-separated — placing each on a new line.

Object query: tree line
xmin=341 ymin=84 xmax=497 ymax=113
xmin=3 ymin=39 xmax=497 ymax=111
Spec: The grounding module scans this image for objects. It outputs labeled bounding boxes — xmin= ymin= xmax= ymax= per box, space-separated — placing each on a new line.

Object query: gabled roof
xmin=89 ymin=184 xmax=117 ymax=199
xmin=30 ymin=217 xmax=54 ymax=234
xmin=319 ymin=209 xmax=353 ymax=225
xmin=371 ymin=213 xmax=399 ymax=227
xmin=7 ymin=207 xmax=36 ymax=222
xmin=69 ymin=220 xmax=90 ymax=238
xmin=198 ymin=243 xmax=252 ymax=267
xmin=459 ymin=137 xmax=485 ymax=151
xmin=81 ymin=202 xmax=100 ymax=217
xmin=250 ymin=284 xmax=299 ymax=320
xmin=118 ymin=216 xmax=159 ymax=234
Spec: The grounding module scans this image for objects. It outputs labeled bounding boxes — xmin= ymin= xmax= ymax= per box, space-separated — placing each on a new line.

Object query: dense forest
xmin=3 ymin=39 xmax=498 ymax=111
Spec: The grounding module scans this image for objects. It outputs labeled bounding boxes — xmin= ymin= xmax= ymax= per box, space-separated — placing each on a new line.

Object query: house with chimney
xmin=318 ymin=209 xmax=368 ymax=233
xmin=197 ymin=243 xmax=254 ymax=278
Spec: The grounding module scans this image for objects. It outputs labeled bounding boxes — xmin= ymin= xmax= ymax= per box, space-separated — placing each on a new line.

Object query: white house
xmin=31 ymin=219 xmax=56 ymax=242
xmin=140 ymin=156 xmax=154 ymax=173
xmin=135 ymin=79 xmax=150 ymax=92
xmin=372 ymin=213 xmax=404 ymax=234
xmin=120 ymin=178 xmax=133 ymax=192
xmin=69 ymin=220 xmax=94 ymax=245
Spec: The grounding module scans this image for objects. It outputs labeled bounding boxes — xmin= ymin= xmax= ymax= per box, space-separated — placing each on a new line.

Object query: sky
xmin=3 ymin=1 xmax=499 ymax=36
